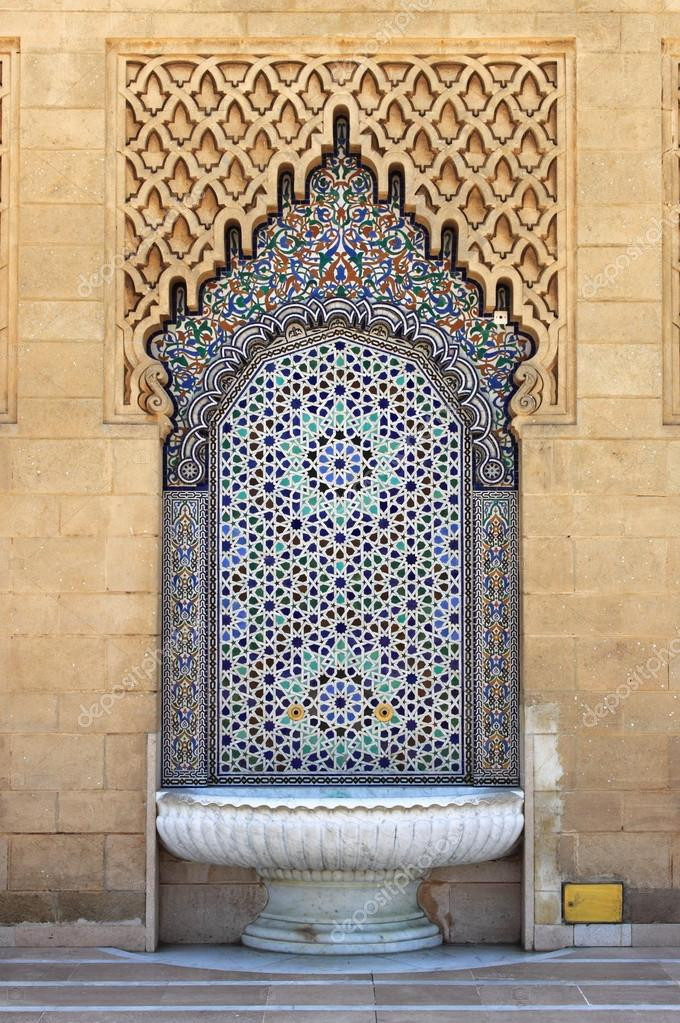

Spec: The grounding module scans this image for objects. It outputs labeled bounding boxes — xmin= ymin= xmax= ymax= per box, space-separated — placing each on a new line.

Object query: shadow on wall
xmin=158 ymin=849 xmax=523 ymax=945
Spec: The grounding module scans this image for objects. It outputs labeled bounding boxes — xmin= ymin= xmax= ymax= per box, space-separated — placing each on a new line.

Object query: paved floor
xmin=3 ymin=945 xmax=680 ymax=1020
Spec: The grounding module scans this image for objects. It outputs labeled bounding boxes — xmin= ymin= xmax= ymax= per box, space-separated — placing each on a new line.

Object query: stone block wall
xmin=1 ymin=0 xmax=679 ymax=949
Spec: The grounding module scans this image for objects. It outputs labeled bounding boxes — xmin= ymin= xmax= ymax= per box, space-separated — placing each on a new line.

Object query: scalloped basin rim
xmin=156 ymin=784 xmax=524 ymax=812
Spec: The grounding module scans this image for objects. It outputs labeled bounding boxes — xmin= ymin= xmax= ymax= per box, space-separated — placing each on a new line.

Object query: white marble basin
xmin=156 ymin=785 xmax=523 ymax=954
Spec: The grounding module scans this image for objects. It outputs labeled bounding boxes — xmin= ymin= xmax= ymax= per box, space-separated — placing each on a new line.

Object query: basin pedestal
xmin=242 ymin=875 xmax=441 ymax=954
xmin=156 ymin=786 xmax=524 ymax=955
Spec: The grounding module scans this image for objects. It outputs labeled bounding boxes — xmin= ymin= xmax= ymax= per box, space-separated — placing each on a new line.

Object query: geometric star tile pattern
xmin=215 ymin=336 xmax=467 ymax=779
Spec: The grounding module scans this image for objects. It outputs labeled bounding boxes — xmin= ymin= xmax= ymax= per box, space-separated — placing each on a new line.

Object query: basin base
xmin=242 ymin=876 xmax=442 ymax=955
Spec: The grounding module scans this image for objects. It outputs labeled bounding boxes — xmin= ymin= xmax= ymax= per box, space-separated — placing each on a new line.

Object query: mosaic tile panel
xmin=473 ymin=491 xmax=520 ymax=781
xmin=212 ymin=333 xmax=469 ymax=781
xmin=160 ymin=141 xmax=521 ymax=787
xmin=162 ymin=491 xmax=209 ymax=783
xmin=156 ymin=149 xmax=528 ymax=489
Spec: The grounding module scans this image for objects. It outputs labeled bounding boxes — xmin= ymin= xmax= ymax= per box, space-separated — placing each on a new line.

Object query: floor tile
xmin=580 ymin=982 xmax=680 ymax=1005
xmin=266 ymin=981 xmax=374 ymax=1005
xmin=31 ymin=1014 xmax=266 ymax=1023
xmin=377 ymin=982 xmax=480 ymax=1005
xmin=558 ymin=948 xmax=680 ymax=960
xmin=0 ymin=949 xmax=119 ymax=961
xmin=0 ymin=965 xmax=76 ymax=982
xmin=67 ymin=965 xmax=266 ymax=981
xmin=265 ymin=1014 xmax=376 ymax=1023
xmin=0 ymin=1015 xmax=44 ymax=1022
xmin=160 ymin=985 xmax=270 ymax=1006
xmin=476 ymin=982 xmax=587 ymax=1005
xmin=657 ymin=963 xmax=680 ymax=979
xmin=377 ymin=969 xmax=477 ymax=982
xmin=377 ymin=1013 xmax=680 ymax=1023
xmin=0 ymin=985 xmax=170 ymax=1007
xmin=471 ymin=962 xmax=670 ymax=981
xmin=0 ymin=984 xmax=272 ymax=1009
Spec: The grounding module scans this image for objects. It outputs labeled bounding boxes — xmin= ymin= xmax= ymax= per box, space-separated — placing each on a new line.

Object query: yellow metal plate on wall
xmin=563 ymin=883 xmax=623 ymax=923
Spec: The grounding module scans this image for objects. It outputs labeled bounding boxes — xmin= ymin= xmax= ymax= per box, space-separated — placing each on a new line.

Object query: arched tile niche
xmin=158 ymin=124 xmax=527 ymax=788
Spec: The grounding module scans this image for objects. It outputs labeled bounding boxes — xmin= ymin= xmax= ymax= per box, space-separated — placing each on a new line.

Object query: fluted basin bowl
xmin=156 ymin=785 xmax=523 ymax=954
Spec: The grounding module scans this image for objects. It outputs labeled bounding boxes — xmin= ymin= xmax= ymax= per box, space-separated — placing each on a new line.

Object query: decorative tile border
xmin=161 ymin=490 xmax=209 ymax=784
xmin=106 ymin=38 xmax=575 ymax=433
xmin=473 ymin=490 xmax=519 ymax=782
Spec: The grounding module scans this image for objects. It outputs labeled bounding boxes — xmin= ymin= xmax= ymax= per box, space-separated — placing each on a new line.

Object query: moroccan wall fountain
xmin=156 ymin=124 xmax=525 ymax=952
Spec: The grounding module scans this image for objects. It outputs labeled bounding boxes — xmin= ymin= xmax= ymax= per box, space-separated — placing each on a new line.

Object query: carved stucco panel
xmin=107 ymin=41 xmax=574 ymax=432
